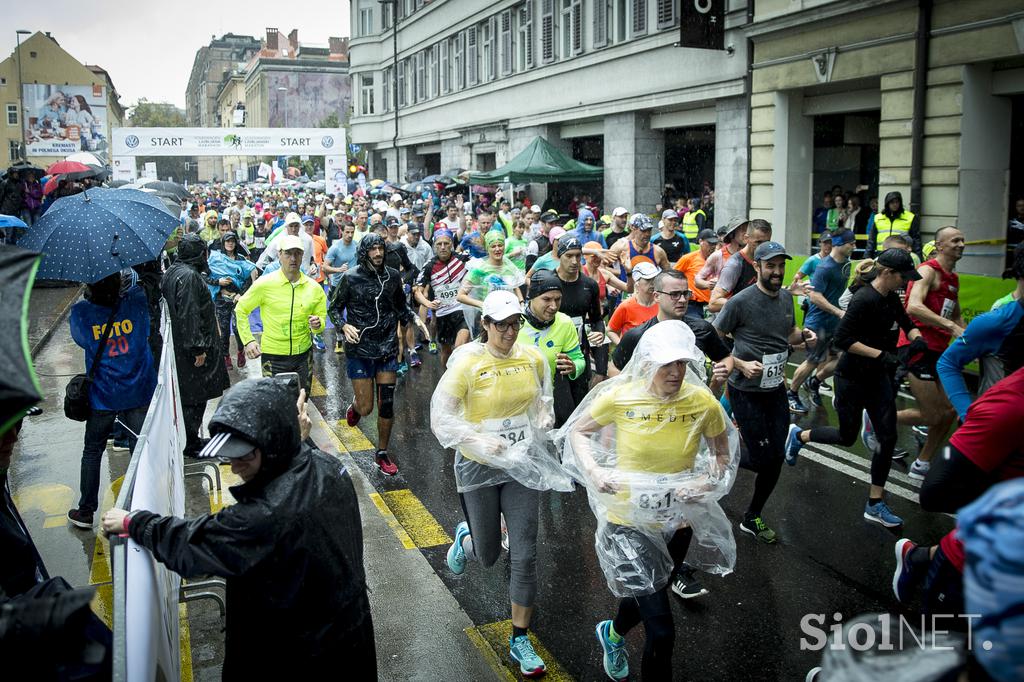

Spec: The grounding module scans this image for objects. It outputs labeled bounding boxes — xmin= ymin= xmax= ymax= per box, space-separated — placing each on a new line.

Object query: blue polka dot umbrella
xmin=19 ymin=188 xmax=179 ymax=283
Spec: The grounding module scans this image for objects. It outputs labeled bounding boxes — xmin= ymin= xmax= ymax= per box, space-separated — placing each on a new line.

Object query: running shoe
xmin=396 ymin=361 xmax=409 ymax=377
xmin=908 ymin=459 xmax=930 ymax=481
xmin=509 ymin=634 xmax=546 ymax=678
xmin=312 ymin=334 xmax=326 ymax=352
xmin=224 ymin=355 xmax=233 ymax=370
xmin=891 ymin=448 xmax=909 ymax=460
xmin=428 ymin=341 xmax=439 ymax=355
xmin=864 ymin=499 xmax=903 ymax=528
xmin=414 ymin=342 xmax=423 ymax=351
xmin=912 ymin=425 xmax=929 ymax=439
xmin=409 ymin=350 xmax=422 ymax=368
xmin=236 ymin=350 xmax=246 ymax=368
xmin=346 ymin=403 xmax=361 ymax=427
xmin=67 ymin=508 xmax=93 ymax=529
xmin=806 ymin=377 xmax=823 ymax=407
xmin=374 ymin=449 xmax=398 ymax=476
xmin=861 ymin=410 xmax=880 ymax=454
xmin=784 ymin=424 xmax=803 ymax=466
xmin=787 ymin=390 xmax=809 ymax=414
xmin=892 ymin=538 xmax=918 ymax=604
xmin=110 ymin=440 xmax=130 ymax=452
xmin=447 ymin=521 xmax=470 ymax=575
xmin=595 ymin=620 xmax=629 ymax=681
xmin=335 ymin=340 xmax=345 ymax=354
xmin=670 ymin=563 xmax=709 ymax=600
xmin=739 ymin=516 xmax=778 ymax=544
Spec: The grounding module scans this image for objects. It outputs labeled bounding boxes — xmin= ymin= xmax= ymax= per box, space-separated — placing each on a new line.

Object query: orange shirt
xmin=310 ymin=233 xmax=328 ymax=283
xmin=608 ymin=296 xmax=658 ymax=335
xmin=674 ymin=250 xmax=710 ymax=303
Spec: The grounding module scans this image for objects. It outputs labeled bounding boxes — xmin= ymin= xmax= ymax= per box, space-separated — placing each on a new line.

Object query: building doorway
xmin=572 ymin=136 xmax=603 ymax=167
xmin=1007 ymin=96 xmax=1024 ymax=265
xmin=664 ymin=125 xmax=715 ymax=205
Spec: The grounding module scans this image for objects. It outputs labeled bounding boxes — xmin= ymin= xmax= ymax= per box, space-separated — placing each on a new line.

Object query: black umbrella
xmin=106 ymin=179 xmax=131 ymax=188
xmin=0 ymin=246 xmax=43 ymax=433
xmin=8 ymin=162 xmax=45 ymax=175
xmin=137 ymin=180 xmax=191 ymax=201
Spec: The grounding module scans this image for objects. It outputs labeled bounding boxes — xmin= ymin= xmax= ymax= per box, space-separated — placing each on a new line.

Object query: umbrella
xmin=19 ymin=188 xmax=179 ymax=283
xmin=0 ymin=214 xmax=28 ymax=229
xmin=421 ymin=174 xmax=452 ymax=185
xmin=8 ymin=162 xmax=45 ymax=175
xmin=107 ymin=179 xmax=130 ymax=188
xmin=64 ymin=151 xmax=103 ymax=166
xmin=43 ymin=175 xmax=64 ymax=195
xmin=46 ymin=160 xmax=92 ymax=176
xmin=135 ymin=179 xmax=190 ymax=201
xmin=368 ymin=178 xmax=385 ymax=187
xmin=0 ymin=245 xmax=43 ymax=434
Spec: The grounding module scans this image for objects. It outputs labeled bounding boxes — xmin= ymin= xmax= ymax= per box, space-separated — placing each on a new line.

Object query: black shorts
xmin=260 ymin=350 xmax=312 ymax=393
xmin=729 ymin=385 xmax=790 ymax=473
xmin=435 ymin=312 xmax=468 ymax=346
xmin=899 ymin=346 xmax=941 ymax=381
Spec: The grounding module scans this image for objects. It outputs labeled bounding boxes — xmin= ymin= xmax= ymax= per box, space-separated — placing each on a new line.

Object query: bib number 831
xmin=636 ymin=490 xmax=673 ymax=511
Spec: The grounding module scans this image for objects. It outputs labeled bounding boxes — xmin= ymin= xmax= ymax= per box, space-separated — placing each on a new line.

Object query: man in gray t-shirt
xmin=713 ymin=240 xmax=816 ymax=545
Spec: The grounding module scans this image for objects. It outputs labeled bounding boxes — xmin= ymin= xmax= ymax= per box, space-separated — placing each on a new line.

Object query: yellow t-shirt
xmin=589 ymin=380 xmax=726 ymax=473
xmin=440 ymin=345 xmax=547 ymax=424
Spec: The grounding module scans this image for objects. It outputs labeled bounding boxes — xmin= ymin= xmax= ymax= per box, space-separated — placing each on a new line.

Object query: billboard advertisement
xmin=22 ymin=83 xmax=109 ymax=157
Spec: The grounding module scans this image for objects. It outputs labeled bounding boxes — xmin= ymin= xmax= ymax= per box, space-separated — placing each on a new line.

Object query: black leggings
xmin=730 ymin=386 xmax=789 ymax=517
xmin=807 ymin=372 xmax=898 ymax=488
xmin=612 ymin=528 xmax=692 ymax=681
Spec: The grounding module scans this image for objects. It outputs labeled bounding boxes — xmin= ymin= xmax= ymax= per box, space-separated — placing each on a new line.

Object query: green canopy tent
xmin=468 ymin=136 xmax=603 ymax=184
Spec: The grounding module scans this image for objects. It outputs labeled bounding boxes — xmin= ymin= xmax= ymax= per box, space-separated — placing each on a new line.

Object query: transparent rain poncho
xmin=430 ymin=340 xmax=575 ymax=493
xmin=553 ymin=320 xmax=740 ymax=597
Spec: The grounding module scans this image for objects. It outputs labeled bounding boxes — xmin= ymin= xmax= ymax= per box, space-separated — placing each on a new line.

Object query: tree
xmin=126 ymin=98 xmax=190 ymax=183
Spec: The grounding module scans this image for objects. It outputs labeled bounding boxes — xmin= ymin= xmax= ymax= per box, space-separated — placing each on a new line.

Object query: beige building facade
xmin=748 ymin=0 xmax=1024 ymax=276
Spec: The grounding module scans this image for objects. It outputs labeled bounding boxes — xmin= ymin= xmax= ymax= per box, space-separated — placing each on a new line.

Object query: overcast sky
xmin=1 ymin=0 xmax=350 ymax=111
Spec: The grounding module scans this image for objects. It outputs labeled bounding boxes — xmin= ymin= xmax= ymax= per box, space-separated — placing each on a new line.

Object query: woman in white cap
xmin=555 ymin=321 xmax=738 ymax=681
xmin=430 ymin=290 xmax=573 ymax=678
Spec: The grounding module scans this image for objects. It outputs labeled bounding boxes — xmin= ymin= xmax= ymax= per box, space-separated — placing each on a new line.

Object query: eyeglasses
xmin=656 ymin=289 xmax=692 ymax=300
xmin=491 ymin=317 xmax=524 ymax=333
xmin=218 ymin=450 xmax=257 ymax=464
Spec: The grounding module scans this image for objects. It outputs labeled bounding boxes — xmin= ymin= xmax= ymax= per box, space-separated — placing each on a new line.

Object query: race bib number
xmin=481 ymin=413 xmax=532 ymax=449
xmin=760 ymin=351 xmax=787 ymax=389
xmin=570 ymin=315 xmax=585 ymax=343
xmin=940 ymin=298 xmax=955 ymax=320
xmin=630 ymin=481 xmax=676 ymax=524
xmin=254 ymin=237 xmax=266 ymax=249
xmin=435 ymin=281 xmax=460 ymax=304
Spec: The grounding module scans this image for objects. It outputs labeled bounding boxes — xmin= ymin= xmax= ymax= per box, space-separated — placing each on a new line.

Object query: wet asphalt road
xmin=305 ymin=328 xmax=956 ymax=681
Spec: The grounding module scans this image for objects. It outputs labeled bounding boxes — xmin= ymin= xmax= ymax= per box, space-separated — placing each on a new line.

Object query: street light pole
xmin=15 ymin=30 xmax=31 ymax=161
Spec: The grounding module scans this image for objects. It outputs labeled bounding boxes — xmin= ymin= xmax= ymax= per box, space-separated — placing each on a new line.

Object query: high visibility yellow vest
xmin=681 ymin=209 xmax=705 ymax=241
xmin=874 ymin=211 xmax=915 ymax=243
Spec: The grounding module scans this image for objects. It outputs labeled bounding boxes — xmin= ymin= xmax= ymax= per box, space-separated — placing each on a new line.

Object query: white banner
xmin=143 ymin=162 xmax=157 ymax=180
xmin=325 ymin=155 xmax=348 ymax=196
xmin=112 ymin=127 xmax=346 ymax=157
xmin=124 ymin=309 xmax=185 ymax=681
xmin=112 ymin=156 xmax=136 ymax=182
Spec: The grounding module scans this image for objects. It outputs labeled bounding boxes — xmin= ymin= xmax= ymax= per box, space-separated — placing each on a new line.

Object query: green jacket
xmin=517 ymin=312 xmax=585 ymax=380
xmin=235 ymin=269 xmax=327 ymax=356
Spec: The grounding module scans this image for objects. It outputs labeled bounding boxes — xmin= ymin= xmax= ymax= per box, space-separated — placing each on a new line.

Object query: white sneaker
xmin=908 ymin=459 xmax=931 ymax=481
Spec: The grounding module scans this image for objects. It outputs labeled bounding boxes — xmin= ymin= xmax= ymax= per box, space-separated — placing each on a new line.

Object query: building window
xmin=482 ymin=18 xmax=496 ymax=82
xmin=415 ymin=51 xmax=426 ymax=101
xmin=615 ymin=0 xmax=628 ymax=42
xmin=518 ymin=2 xmax=535 ymax=71
xmin=441 ymin=40 xmax=451 ymax=93
xmin=9 ymin=139 xmax=20 ymax=161
xmin=560 ymin=0 xmax=582 ymax=58
xmin=383 ymin=66 xmax=393 ymax=111
xmin=428 ymin=44 xmax=439 ymax=97
xmin=382 ymin=2 xmax=394 ymax=30
xmin=360 ymin=74 xmax=375 ymax=115
xmin=466 ymin=27 xmax=479 ymax=86
xmin=593 ymin=0 xmax=610 ymax=48
xmin=632 ymin=0 xmax=647 ymax=36
xmin=453 ymin=33 xmax=465 ymax=90
xmin=541 ymin=0 xmax=556 ymax=64
xmin=397 ymin=60 xmax=407 ymax=107
xmin=6 ymin=103 xmax=18 ymax=126
xmin=501 ymin=10 xmax=514 ymax=76
xmin=656 ymin=0 xmax=676 ymax=28
xmin=359 ymin=8 xmax=374 ymax=36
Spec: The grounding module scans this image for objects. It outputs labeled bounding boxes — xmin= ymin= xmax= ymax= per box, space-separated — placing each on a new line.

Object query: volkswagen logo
xmin=321 ymin=135 xmax=334 ymax=148
xmin=502 ymin=418 xmax=512 ymax=428
xmin=125 ymin=135 xmax=140 ymax=149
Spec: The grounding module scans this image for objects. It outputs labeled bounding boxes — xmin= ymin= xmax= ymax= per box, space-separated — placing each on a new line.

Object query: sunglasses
xmin=656 ymin=289 xmax=692 ymax=300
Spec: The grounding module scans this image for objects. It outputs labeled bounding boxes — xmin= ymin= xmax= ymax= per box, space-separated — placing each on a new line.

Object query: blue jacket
xmin=69 ymin=286 xmax=157 ymax=411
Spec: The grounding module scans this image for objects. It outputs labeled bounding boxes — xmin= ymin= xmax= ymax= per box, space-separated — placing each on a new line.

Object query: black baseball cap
xmin=697 ymin=228 xmax=718 ymax=244
xmin=754 ymin=241 xmax=791 ymax=262
xmin=198 ymin=430 xmax=257 ymax=460
xmin=557 ymin=234 xmax=583 ymax=256
xmin=876 ymin=248 xmax=922 ymax=280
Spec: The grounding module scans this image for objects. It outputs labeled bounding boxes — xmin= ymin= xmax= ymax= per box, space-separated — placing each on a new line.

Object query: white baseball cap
xmin=285 ymin=212 xmax=302 ymax=225
xmin=277 ymin=234 xmax=305 ymax=253
xmin=632 ymin=261 xmax=661 ymax=280
xmin=612 ymin=206 xmax=628 ymax=217
xmin=481 ymin=290 xmax=522 ymax=321
xmin=391 ymin=193 xmax=403 ymax=202
xmin=530 ymin=205 xmax=541 ymax=213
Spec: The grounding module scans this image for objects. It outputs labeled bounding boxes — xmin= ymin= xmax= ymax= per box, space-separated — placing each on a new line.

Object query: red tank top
xmin=899 ymin=258 xmax=959 ymax=352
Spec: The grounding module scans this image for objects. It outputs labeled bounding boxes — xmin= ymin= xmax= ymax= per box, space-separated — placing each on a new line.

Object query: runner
xmin=553 ymin=234 xmax=605 ymax=416
xmin=673 ymin=228 xmax=718 ymax=320
xmin=609 ymin=214 xmax=671 ymax=275
xmin=401 ymin=222 xmax=434 ymax=368
xmin=431 ymin=290 xmax=573 ymax=679
xmin=788 ymin=229 xmax=856 ymax=413
xmin=784 ymin=249 xmax=927 ymax=527
xmin=518 ymin=270 xmax=587 ymax=426
xmin=695 ymin=218 xmax=747 ymax=320
xmin=896 ymin=226 xmax=966 ymax=480
xmin=329 ymin=233 xmax=431 ymax=476
xmin=256 ymin=212 xmax=314 ymax=273
xmin=557 ymin=321 xmax=738 ymax=681
xmin=457 ymin=229 xmax=526 ymax=336
xmin=413 ymin=229 xmax=470 ymax=367
xmin=713 ymin=241 xmax=816 ymax=543
xmin=708 ymin=218 xmax=771 ymax=313
xmin=603 ymin=207 xmax=630 ymax=249
xmin=650 ymin=209 xmax=690 ymax=263
xmin=235 ymin=235 xmax=327 ymax=392
xmin=606 ymin=261 xmax=659 ymax=345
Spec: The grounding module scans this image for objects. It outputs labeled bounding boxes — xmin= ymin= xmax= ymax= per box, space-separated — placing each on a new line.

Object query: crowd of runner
xmin=55 ymin=179 xmax=1023 ymax=680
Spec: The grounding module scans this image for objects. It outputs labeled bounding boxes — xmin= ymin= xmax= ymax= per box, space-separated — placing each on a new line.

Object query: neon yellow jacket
xmin=235 ymin=269 xmax=327 ymax=356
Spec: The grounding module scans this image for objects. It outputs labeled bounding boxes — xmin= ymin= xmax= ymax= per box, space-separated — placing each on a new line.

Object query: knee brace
xmin=377 ymin=383 xmax=396 ymax=419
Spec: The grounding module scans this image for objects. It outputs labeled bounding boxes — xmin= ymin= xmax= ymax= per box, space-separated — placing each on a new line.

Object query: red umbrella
xmin=43 ymin=175 xmax=63 ymax=195
xmin=45 ymin=160 xmax=92 ymax=175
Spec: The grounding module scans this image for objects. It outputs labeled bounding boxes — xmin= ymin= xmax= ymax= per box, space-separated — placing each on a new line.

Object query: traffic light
xmin=349 ymin=164 xmax=359 ymax=177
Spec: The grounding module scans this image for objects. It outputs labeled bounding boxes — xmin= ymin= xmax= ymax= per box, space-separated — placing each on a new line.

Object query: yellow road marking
xmin=310 ymin=376 xmax=328 ymax=397
xmin=208 ymin=464 xmax=242 ymax=513
xmin=88 ymin=476 xmax=123 ymax=627
xmin=467 ymin=620 xmax=574 ymax=681
xmin=180 ymin=603 xmax=194 ymax=682
xmin=379 ymin=489 xmax=452 ymax=548
xmin=12 ymin=483 xmax=76 ymax=528
xmin=333 ymin=419 xmax=375 ymax=452
xmin=369 ymin=492 xmax=416 ymax=549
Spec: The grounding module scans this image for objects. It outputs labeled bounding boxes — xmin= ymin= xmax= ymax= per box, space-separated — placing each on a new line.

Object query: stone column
xmin=770 ymin=90 xmax=813 ymax=249
xmin=714 ymin=96 xmax=750 ymax=228
xmin=603 ymin=112 xmax=664 ymax=213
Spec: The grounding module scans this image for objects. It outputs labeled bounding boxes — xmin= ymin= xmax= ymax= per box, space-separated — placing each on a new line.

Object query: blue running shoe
xmin=595 ymin=620 xmax=629 ymax=681
xmin=428 ymin=341 xmax=439 ymax=355
xmin=446 ymin=522 xmax=470 ymax=575
xmin=509 ymin=634 xmax=546 ymax=678
xmin=396 ymin=360 xmax=409 ymax=377
xmin=892 ymin=538 xmax=917 ymax=603
xmin=312 ymin=333 xmax=326 ymax=351
xmin=784 ymin=424 xmax=803 ymax=466
xmin=864 ymin=499 xmax=903 ymax=528
xmin=787 ymin=390 xmax=809 ymax=414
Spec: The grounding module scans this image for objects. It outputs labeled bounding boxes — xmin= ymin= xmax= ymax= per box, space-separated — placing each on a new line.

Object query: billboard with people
xmin=22 ymin=83 xmax=109 ymax=158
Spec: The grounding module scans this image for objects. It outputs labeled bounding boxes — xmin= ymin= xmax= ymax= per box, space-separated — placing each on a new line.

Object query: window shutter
xmin=440 ymin=40 xmax=450 ymax=93
xmin=501 ymin=10 xmax=513 ymax=75
xmin=656 ymin=0 xmax=675 ymax=29
xmin=632 ymin=0 xmax=647 ymax=35
xmin=541 ymin=0 xmax=555 ymax=63
xmin=571 ymin=0 xmax=583 ymax=54
xmin=593 ymin=0 xmax=607 ymax=48
xmin=467 ymin=26 xmax=478 ymax=85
